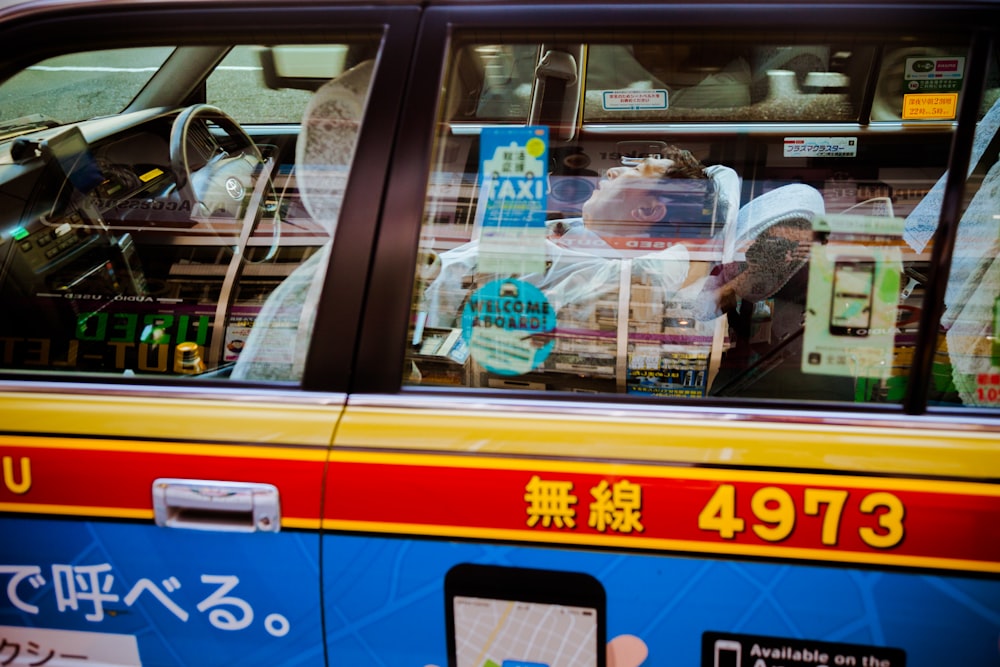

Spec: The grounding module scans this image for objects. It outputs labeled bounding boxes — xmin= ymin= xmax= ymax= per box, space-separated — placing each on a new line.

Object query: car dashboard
xmin=0 ymin=108 xmax=323 ymax=376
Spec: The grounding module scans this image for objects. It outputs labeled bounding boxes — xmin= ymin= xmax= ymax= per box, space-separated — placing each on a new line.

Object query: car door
xmin=323 ymin=2 xmax=1000 ymax=666
xmin=0 ymin=2 xmax=418 ymax=664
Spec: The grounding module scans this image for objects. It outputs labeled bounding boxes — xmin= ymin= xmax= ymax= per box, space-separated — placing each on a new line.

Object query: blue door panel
xmin=1 ymin=518 xmax=323 ymax=666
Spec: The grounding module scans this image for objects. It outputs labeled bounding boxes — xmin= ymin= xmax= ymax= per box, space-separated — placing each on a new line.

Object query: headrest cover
xmin=295 ymin=59 xmax=375 ymax=230
xmin=722 ymin=183 xmax=825 ymax=301
xmin=732 ymin=183 xmax=825 ymax=252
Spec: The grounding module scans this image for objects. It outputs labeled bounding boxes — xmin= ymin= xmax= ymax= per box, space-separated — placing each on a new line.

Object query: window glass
xmin=405 ymin=30 xmax=981 ymax=405
xmin=584 ymin=40 xmax=875 ymax=123
xmin=0 ymin=48 xmax=173 ymax=133
xmin=0 ymin=38 xmax=380 ymax=380
xmin=207 ymin=45 xmax=314 ymax=124
xmin=921 ymin=45 xmax=1000 ymax=407
xmin=453 ymin=44 xmax=540 ymax=122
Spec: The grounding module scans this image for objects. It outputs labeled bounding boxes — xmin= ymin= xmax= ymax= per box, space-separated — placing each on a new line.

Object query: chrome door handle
xmin=152 ymin=479 xmax=280 ymax=533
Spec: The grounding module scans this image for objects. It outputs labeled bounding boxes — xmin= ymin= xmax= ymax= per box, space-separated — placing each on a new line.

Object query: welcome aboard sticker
xmin=461 ymin=279 xmax=555 ymax=376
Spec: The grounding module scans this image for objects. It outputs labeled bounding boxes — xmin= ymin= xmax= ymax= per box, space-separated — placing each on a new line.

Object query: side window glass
xmin=0 ymin=39 xmax=380 ymax=381
xmin=584 ymin=41 xmax=876 ymax=123
xmin=924 ymin=47 xmax=1000 ymax=406
xmin=405 ymin=31 xmax=980 ymax=406
xmin=207 ymin=45 xmax=321 ymax=125
xmin=445 ymin=44 xmax=540 ymax=122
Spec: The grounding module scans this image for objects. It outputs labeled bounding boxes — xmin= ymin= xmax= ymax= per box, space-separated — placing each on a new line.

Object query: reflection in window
xmin=583 ymin=41 xmax=872 ymax=123
xmin=207 ymin=45 xmax=313 ymax=125
xmin=406 ymin=31 xmax=975 ymax=406
xmin=924 ymin=95 xmax=1000 ymax=406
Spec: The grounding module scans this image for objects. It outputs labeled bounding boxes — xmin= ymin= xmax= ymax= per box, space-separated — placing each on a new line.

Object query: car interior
xmin=0 ymin=41 xmax=379 ymax=378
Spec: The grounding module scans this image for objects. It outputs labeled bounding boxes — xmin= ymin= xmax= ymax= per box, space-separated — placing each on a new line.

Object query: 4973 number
xmin=697 ymin=485 xmax=904 ymax=549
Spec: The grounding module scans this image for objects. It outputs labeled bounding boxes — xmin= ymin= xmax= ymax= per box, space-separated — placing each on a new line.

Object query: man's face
xmin=581 ymin=158 xmax=674 ymax=232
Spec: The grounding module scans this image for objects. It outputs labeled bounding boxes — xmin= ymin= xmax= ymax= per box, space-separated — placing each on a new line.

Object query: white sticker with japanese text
xmin=784 ymin=137 xmax=858 ymax=158
xmin=601 ymin=89 xmax=669 ymax=111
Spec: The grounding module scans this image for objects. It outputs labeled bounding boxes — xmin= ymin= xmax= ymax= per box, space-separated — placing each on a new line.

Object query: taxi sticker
xmin=904 ymin=56 xmax=965 ymax=92
xmin=974 ymin=371 xmax=1000 ymax=405
xmin=802 ymin=214 xmax=904 ymax=379
xmin=802 ymin=244 xmax=901 ymax=379
xmin=601 ymin=89 xmax=669 ymax=111
xmin=901 ymin=92 xmax=959 ymax=120
xmin=476 ymin=126 xmax=549 ymax=275
xmin=783 ymin=137 xmax=857 ymax=158
xmin=900 ymin=55 xmax=964 ymax=120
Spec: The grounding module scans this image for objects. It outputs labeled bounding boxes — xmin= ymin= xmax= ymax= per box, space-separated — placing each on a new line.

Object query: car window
xmin=0 ymin=38 xmax=381 ymax=381
xmin=582 ymin=40 xmax=878 ymax=123
xmin=923 ymin=46 xmax=1000 ymax=407
xmin=0 ymin=47 xmax=173 ymax=134
xmin=404 ymin=30 xmax=999 ymax=405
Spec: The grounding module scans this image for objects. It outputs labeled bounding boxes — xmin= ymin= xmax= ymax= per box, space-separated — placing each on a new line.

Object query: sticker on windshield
xmin=904 ymin=56 xmax=965 ymax=91
xmin=783 ymin=137 xmax=857 ymax=158
xmin=901 ymin=93 xmax=959 ymax=120
xmin=476 ymin=127 xmax=549 ymax=275
xmin=601 ymin=89 xmax=669 ymax=111
xmin=900 ymin=56 xmax=964 ymax=120
xmin=802 ymin=244 xmax=901 ymax=379
xmin=461 ymin=279 xmax=555 ymax=376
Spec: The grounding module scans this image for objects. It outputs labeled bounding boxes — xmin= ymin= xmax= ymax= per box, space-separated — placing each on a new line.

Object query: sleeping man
xmin=416 ymin=145 xmax=822 ymax=391
xmin=234 ymin=142 xmax=822 ymax=390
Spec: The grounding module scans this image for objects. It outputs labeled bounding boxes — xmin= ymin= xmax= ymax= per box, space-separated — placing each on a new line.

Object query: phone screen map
xmin=453 ymin=596 xmax=599 ymax=667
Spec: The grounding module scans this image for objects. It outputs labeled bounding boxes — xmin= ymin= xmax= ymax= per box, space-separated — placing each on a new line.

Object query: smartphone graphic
xmin=445 ymin=563 xmax=606 ymax=667
xmin=829 ymin=258 xmax=875 ymax=336
xmin=714 ymin=639 xmax=742 ymax=667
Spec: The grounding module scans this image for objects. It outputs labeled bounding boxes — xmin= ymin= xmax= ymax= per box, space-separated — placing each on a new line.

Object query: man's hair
xmin=661 ymin=145 xmax=708 ymax=180
xmin=652 ymin=145 xmax=715 ymax=225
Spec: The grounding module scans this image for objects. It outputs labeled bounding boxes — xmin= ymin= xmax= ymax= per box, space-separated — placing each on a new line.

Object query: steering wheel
xmin=169 ymin=104 xmax=282 ymax=370
xmin=169 ymin=104 xmax=265 ymax=219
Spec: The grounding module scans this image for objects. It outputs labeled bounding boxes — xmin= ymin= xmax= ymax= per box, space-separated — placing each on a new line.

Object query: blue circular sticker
xmin=461 ymin=279 xmax=556 ymax=376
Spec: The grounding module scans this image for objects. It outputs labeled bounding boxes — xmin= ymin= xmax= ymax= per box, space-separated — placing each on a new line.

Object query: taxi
xmin=0 ymin=0 xmax=999 ymax=665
